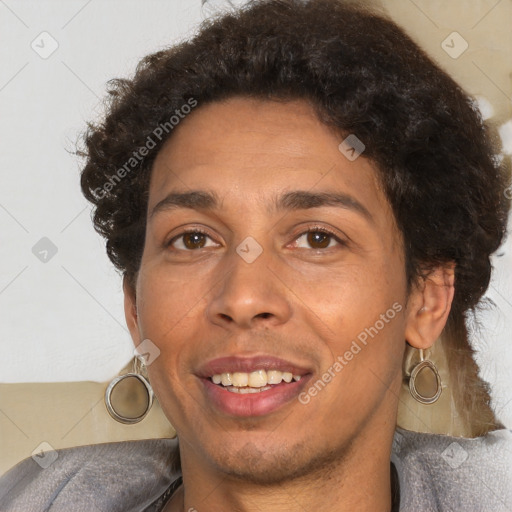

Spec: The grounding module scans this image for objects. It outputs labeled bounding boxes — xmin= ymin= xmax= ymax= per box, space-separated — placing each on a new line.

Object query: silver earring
xmin=105 ymin=356 xmax=154 ymax=424
xmin=408 ymin=348 xmax=442 ymax=405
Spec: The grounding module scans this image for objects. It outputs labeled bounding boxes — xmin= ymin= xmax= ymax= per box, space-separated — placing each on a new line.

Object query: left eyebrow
xmin=149 ymin=189 xmax=373 ymax=224
xmin=273 ymin=190 xmax=374 ymax=223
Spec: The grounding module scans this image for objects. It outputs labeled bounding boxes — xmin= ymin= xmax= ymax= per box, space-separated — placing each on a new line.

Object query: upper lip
xmin=196 ymin=355 xmax=313 ymax=378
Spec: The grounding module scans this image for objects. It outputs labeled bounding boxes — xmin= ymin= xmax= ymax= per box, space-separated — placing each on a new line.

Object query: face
xmin=126 ymin=96 xmax=412 ymax=484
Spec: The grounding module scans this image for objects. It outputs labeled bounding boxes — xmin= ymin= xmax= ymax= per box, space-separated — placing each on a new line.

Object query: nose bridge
xmin=228 ymin=236 xmax=269 ymax=289
xmin=207 ymin=235 xmax=291 ymax=328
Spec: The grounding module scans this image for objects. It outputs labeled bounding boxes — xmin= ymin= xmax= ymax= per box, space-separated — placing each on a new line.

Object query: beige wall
xmin=384 ymin=0 xmax=512 ymax=125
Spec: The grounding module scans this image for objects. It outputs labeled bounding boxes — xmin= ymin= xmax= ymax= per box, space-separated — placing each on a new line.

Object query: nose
xmin=206 ymin=246 xmax=292 ymax=330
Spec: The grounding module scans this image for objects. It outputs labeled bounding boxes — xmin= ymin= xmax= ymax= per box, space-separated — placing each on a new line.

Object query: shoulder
xmin=392 ymin=426 xmax=512 ymax=512
xmin=0 ymin=438 xmax=179 ymax=512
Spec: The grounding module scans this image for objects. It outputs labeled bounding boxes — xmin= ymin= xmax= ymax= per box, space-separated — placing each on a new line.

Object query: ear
xmin=404 ymin=263 xmax=455 ymax=350
xmin=123 ymin=275 xmax=141 ymax=345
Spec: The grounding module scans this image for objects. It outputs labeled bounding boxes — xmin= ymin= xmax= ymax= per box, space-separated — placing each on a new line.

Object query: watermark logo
xmin=298 ymin=302 xmax=403 ymax=404
xmin=236 ymin=236 xmax=263 ymax=263
xmin=32 ymin=237 xmax=58 ymax=263
xmin=31 ymin=441 xmax=58 ymax=469
xmin=441 ymin=32 xmax=468 ymax=59
xmin=441 ymin=441 xmax=468 ymax=469
xmin=31 ymin=31 xmax=59 ymax=60
xmin=134 ymin=338 xmax=161 ymax=366
xmin=338 ymin=134 xmax=365 ymax=161
xmin=201 ymin=0 xmax=240 ymax=17
xmin=94 ymin=98 xmax=198 ymax=199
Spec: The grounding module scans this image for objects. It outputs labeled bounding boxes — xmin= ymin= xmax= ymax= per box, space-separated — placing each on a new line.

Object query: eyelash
xmin=165 ymin=225 xmax=347 ymax=252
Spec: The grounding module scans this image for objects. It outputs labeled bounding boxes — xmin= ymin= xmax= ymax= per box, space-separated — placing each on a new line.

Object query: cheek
xmin=315 ymin=306 xmax=406 ymax=423
xmin=135 ymin=272 xmax=200 ymax=424
xmin=304 ymin=260 xmax=404 ymax=333
xmin=310 ymin=253 xmax=407 ymax=385
xmin=136 ymin=267 xmax=202 ymax=334
xmin=135 ymin=262 xmax=212 ymax=363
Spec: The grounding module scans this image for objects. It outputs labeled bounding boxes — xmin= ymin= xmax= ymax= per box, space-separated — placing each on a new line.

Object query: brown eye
xmin=167 ymin=230 xmax=216 ymax=251
xmin=306 ymin=231 xmax=332 ymax=249
xmin=293 ymin=228 xmax=343 ymax=250
xmin=182 ymin=232 xmax=207 ymax=249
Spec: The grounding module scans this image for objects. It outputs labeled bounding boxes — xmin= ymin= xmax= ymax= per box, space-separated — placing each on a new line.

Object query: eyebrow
xmin=150 ymin=189 xmax=373 ymax=223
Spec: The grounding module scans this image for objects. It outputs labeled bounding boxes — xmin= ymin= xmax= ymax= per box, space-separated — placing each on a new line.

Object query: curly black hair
xmin=79 ymin=0 xmax=510 ymax=432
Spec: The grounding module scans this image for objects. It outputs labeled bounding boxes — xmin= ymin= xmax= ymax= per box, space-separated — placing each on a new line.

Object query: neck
xmin=167 ymin=425 xmax=396 ymax=512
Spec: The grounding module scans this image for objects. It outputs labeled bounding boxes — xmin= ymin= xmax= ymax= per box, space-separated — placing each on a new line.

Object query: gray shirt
xmin=1 ymin=426 xmax=511 ymax=511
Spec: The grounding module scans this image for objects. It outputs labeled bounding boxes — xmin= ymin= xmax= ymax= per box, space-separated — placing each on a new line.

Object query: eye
xmin=292 ymin=226 xmax=346 ymax=250
xmin=165 ymin=226 xmax=346 ymax=252
xmin=166 ymin=229 xmax=218 ymax=251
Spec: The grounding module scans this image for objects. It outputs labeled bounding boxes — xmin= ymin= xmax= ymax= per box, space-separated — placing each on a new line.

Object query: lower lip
xmin=201 ymin=376 xmax=311 ymax=417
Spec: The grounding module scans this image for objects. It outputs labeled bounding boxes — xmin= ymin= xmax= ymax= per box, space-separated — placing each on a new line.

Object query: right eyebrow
xmin=149 ymin=190 xmax=221 ymax=219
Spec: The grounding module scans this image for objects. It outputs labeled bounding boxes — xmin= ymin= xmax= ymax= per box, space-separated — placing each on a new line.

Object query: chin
xmin=209 ymin=438 xmax=349 ymax=486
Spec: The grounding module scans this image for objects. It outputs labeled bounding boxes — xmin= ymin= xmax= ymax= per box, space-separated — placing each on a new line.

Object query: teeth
xmin=248 ymin=370 xmax=267 ymax=387
xmin=227 ymin=385 xmax=272 ymax=394
xmin=232 ymin=372 xmax=249 ymax=387
xmin=267 ymin=370 xmax=282 ymax=384
xmin=210 ymin=369 xmax=304 ymax=388
xmin=221 ymin=373 xmax=233 ymax=386
xmin=282 ymin=372 xmax=293 ymax=383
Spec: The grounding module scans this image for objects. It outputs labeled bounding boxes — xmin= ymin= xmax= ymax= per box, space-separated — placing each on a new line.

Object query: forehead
xmin=149 ymin=96 xmax=389 ymax=222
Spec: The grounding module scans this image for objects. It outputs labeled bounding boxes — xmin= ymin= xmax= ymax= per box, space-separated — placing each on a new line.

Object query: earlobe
xmin=404 ymin=264 xmax=455 ymax=350
xmin=123 ymin=275 xmax=141 ymax=345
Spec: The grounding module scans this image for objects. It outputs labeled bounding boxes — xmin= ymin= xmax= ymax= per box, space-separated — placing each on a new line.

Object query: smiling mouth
xmin=209 ymin=369 xmax=303 ymax=394
xmin=201 ymin=369 xmax=312 ymax=417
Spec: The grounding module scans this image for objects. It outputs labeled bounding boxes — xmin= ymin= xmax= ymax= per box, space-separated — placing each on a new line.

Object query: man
xmin=1 ymin=0 xmax=511 ymax=510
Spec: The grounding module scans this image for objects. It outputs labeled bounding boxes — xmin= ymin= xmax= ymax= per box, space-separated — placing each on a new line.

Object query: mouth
xmin=197 ymin=356 xmax=313 ymax=417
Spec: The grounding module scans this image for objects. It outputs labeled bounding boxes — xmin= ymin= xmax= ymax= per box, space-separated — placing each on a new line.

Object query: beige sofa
xmin=0 ymin=360 xmax=176 ymax=476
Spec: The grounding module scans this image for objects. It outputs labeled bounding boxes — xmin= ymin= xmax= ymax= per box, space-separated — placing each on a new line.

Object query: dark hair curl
xmin=79 ymin=0 xmax=511 ymax=433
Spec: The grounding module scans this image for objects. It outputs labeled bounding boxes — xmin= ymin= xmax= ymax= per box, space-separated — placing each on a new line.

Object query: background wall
xmin=1 ymin=0 xmax=511 ymax=425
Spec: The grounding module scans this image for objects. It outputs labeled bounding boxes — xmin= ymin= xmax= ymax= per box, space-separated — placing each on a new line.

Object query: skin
xmin=124 ymin=96 xmax=454 ymax=512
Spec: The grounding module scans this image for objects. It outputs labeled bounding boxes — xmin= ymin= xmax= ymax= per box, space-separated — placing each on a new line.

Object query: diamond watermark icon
xmin=441 ymin=32 xmax=468 ymax=59
xmin=201 ymin=0 xmax=240 ymax=17
xmin=134 ymin=338 xmax=161 ymax=366
xmin=338 ymin=134 xmax=365 ymax=161
xmin=441 ymin=441 xmax=468 ymax=469
xmin=31 ymin=31 xmax=59 ymax=60
xmin=236 ymin=236 xmax=263 ymax=263
xmin=32 ymin=237 xmax=58 ymax=263
xmin=31 ymin=441 xmax=58 ymax=469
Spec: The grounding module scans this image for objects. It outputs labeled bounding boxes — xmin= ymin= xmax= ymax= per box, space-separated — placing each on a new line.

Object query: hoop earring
xmin=105 ymin=356 xmax=154 ymax=424
xmin=408 ymin=348 xmax=442 ymax=405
